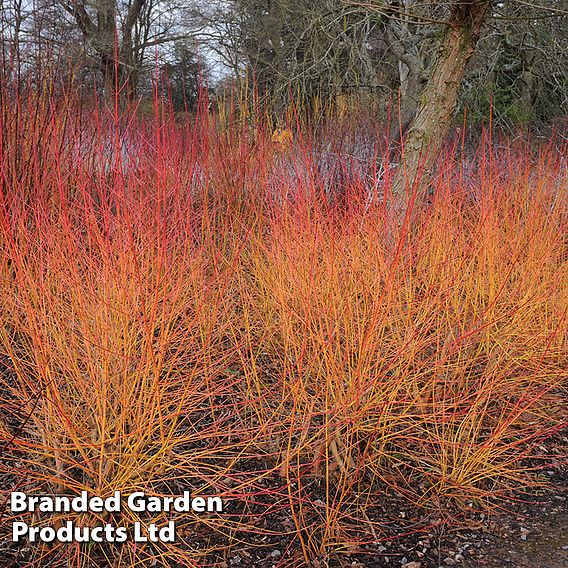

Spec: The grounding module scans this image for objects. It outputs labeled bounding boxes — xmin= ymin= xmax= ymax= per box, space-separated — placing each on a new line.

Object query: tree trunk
xmin=57 ymin=0 xmax=146 ymax=104
xmin=388 ymin=0 xmax=491 ymax=234
xmin=385 ymin=2 xmax=427 ymax=152
xmin=519 ymin=31 xmax=536 ymax=122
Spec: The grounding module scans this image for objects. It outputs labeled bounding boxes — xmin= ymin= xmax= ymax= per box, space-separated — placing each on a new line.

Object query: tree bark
xmin=385 ymin=2 xmax=427 ymax=152
xmin=388 ymin=0 xmax=491 ymax=234
xmin=58 ymin=0 xmax=147 ymax=103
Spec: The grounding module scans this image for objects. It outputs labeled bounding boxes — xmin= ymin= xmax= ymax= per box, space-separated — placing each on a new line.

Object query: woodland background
xmin=1 ymin=0 xmax=567 ymax=130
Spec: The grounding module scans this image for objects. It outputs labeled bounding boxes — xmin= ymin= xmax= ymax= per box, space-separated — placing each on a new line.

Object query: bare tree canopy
xmin=1 ymin=0 xmax=566 ymax=124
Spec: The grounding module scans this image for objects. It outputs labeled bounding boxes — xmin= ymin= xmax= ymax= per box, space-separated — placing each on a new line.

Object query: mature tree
xmin=353 ymin=0 xmax=567 ymax=235
xmin=160 ymin=39 xmax=207 ymax=112
xmin=52 ymin=0 xmax=152 ymax=99
xmin=382 ymin=1 xmax=436 ymax=145
xmin=387 ymin=0 xmax=492 ymax=229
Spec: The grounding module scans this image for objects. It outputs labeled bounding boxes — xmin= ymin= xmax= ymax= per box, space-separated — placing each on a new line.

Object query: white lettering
xmin=128 ymin=492 xmax=146 ymax=512
xmin=158 ymin=521 xmax=175 ymax=542
xmin=192 ymin=497 xmax=205 ymax=512
xmin=105 ymin=492 xmax=121 ymax=512
xmin=12 ymin=522 xmax=28 ymax=541
xmin=207 ymin=496 xmax=223 ymax=512
xmin=133 ymin=522 xmax=147 ymax=542
xmin=10 ymin=493 xmax=28 ymax=512
xmin=39 ymin=527 xmax=56 ymax=542
xmin=173 ymin=492 xmax=191 ymax=512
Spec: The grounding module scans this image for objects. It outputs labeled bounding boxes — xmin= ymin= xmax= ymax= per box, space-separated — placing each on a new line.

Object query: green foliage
xmin=461 ymin=83 xmax=535 ymax=128
xmin=161 ymin=41 xmax=206 ymax=112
